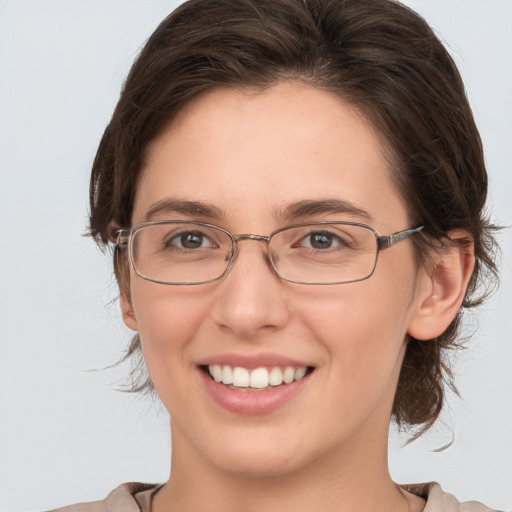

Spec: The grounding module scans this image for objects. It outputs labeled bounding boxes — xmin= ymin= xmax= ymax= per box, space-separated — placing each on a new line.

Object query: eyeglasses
xmin=115 ymin=221 xmax=424 ymax=285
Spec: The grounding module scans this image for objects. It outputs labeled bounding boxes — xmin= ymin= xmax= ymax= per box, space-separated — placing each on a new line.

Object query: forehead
xmin=134 ymin=82 xmax=407 ymax=231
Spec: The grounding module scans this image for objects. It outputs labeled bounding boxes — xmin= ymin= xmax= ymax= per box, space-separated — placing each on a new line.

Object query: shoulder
xmin=402 ymin=482 xmax=502 ymax=512
xmin=47 ymin=482 xmax=160 ymax=512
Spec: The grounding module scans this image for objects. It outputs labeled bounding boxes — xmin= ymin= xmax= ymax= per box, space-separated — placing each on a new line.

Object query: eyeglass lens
xmin=130 ymin=222 xmax=379 ymax=285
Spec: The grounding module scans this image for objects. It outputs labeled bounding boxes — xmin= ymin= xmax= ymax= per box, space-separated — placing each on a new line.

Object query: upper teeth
xmin=208 ymin=365 xmax=308 ymax=389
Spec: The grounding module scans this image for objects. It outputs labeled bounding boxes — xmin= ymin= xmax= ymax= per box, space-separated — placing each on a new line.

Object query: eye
xmin=167 ymin=230 xmax=215 ymax=250
xmin=300 ymin=230 xmax=347 ymax=250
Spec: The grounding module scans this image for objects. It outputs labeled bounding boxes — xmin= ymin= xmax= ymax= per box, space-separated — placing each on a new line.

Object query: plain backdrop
xmin=0 ymin=1 xmax=511 ymax=511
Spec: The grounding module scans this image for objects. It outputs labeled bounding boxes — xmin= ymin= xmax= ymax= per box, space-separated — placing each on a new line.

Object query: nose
xmin=209 ymin=240 xmax=290 ymax=340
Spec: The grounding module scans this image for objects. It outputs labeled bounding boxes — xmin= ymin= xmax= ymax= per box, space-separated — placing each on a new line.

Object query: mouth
xmin=201 ymin=364 xmax=315 ymax=391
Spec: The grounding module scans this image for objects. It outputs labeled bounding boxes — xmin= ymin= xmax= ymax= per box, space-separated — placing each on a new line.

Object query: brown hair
xmin=89 ymin=0 xmax=499 ymax=435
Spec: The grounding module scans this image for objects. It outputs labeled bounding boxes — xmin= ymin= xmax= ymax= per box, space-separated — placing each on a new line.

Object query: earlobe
xmin=120 ymin=292 xmax=139 ymax=331
xmin=407 ymin=230 xmax=475 ymax=341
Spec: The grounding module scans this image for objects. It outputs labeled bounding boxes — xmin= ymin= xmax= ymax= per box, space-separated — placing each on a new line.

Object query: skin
xmin=120 ymin=82 xmax=474 ymax=512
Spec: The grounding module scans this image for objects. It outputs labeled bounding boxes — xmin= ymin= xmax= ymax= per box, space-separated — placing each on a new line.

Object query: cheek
xmin=129 ymin=283 xmax=211 ymax=383
xmin=299 ymin=266 xmax=417 ymax=392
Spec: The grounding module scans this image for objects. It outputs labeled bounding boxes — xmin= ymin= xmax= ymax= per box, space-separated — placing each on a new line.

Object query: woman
xmin=53 ymin=0 xmax=501 ymax=510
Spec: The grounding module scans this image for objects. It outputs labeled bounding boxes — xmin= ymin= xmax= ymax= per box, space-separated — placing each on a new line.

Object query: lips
xmin=198 ymin=354 xmax=315 ymax=415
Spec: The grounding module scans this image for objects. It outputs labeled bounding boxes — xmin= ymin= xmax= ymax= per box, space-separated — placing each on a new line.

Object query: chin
xmin=200 ymin=433 xmax=309 ymax=478
xmin=214 ymin=453 xmax=303 ymax=479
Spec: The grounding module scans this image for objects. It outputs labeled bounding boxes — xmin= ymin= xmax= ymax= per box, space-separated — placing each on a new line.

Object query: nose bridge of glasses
xmin=230 ymin=233 xmax=271 ymax=256
xmin=227 ymin=233 xmax=274 ymax=269
xmin=232 ymin=233 xmax=270 ymax=243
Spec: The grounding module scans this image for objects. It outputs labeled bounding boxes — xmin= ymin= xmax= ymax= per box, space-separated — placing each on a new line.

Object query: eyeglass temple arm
xmin=377 ymin=226 xmax=424 ymax=250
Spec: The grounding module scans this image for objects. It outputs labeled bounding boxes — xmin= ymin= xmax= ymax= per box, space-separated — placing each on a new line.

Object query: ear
xmin=407 ymin=230 xmax=475 ymax=341
xmin=120 ymin=292 xmax=139 ymax=332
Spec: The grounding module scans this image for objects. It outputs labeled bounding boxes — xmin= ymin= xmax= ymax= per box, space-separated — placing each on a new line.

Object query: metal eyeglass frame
xmin=115 ymin=220 xmax=424 ymax=286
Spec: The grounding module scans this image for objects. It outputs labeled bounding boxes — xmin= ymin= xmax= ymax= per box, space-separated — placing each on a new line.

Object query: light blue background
xmin=1 ymin=1 xmax=511 ymax=510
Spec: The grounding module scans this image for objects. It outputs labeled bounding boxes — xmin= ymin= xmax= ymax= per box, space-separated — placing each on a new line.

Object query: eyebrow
xmin=144 ymin=197 xmax=373 ymax=224
xmin=145 ymin=198 xmax=225 ymax=221
xmin=278 ymin=199 xmax=374 ymax=223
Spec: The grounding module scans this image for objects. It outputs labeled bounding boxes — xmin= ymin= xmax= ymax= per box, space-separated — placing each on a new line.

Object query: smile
xmin=207 ymin=364 xmax=310 ymax=390
xmin=199 ymin=356 xmax=315 ymax=415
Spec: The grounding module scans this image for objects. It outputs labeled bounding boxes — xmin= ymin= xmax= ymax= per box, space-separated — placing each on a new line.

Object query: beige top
xmin=49 ymin=482 xmax=502 ymax=512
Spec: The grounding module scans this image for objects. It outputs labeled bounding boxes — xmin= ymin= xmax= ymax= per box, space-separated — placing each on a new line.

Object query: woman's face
xmin=122 ymin=82 xmax=428 ymax=476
